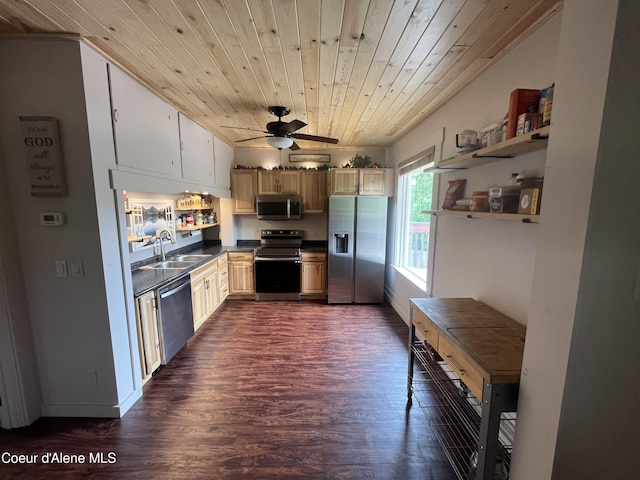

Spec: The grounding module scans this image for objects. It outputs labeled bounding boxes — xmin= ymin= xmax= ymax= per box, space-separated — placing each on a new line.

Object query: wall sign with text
xmin=20 ymin=116 xmax=67 ymax=197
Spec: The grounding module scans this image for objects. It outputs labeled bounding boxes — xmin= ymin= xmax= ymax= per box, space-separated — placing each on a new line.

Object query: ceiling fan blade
xmin=221 ymin=125 xmax=268 ymax=133
xmin=290 ymin=133 xmax=339 ymax=144
xmin=235 ymin=135 xmax=268 ymax=143
xmin=289 ymin=141 xmax=301 ymax=151
xmin=280 ymin=119 xmax=307 ymax=134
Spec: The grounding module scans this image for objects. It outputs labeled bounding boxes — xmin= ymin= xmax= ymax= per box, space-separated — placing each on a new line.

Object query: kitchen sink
xmin=141 ymin=260 xmax=196 ymax=270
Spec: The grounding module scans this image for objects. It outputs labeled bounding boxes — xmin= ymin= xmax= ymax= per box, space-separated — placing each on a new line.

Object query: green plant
xmin=350 ymin=154 xmax=371 ymax=168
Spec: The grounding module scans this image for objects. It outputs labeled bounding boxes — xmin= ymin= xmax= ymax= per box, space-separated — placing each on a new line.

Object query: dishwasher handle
xmin=159 ymin=279 xmax=191 ymax=299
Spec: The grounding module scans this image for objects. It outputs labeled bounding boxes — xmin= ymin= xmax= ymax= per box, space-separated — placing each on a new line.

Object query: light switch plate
xmin=70 ymin=260 xmax=84 ymax=278
xmin=55 ymin=260 xmax=67 ymax=277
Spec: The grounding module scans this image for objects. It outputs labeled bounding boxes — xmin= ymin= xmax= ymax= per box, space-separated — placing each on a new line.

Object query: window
xmin=395 ymin=147 xmax=437 ymax=292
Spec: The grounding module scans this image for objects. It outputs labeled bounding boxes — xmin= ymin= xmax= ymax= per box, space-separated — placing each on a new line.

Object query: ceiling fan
xmin=222 ymin=106 xmax=339 ymax=150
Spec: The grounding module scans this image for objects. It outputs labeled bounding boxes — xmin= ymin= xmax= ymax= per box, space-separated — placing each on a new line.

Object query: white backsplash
xmin=234 ymin=214 xmax=327 ymax=241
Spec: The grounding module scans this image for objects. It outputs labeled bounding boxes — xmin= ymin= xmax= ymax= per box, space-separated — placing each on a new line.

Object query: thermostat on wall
xmin=40 ymin=212 xmax=65 ymax=226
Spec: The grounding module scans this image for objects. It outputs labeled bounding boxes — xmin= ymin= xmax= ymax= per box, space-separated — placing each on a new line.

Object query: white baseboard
xmin=41 ymin=387 xmax=142 ymax=418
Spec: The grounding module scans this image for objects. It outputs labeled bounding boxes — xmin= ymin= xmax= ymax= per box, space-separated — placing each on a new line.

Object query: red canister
xmin=470 ymin=191 xmax=489 ymax=212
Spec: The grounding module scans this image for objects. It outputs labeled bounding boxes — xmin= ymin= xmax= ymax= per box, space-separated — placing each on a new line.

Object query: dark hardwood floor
xmin=1 ymin=300 xmax=457 ymax=479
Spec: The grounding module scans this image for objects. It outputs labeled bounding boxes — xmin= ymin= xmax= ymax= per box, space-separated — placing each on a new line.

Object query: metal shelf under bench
xmin=407 ymin=297 xmax=526 ymax=480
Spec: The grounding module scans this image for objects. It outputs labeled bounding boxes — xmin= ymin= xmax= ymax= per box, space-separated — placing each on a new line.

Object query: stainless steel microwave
xmin=256 ymin=195 xmax=302 ymax=220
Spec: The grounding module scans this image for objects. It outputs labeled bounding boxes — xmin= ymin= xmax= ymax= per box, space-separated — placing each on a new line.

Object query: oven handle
xmin=254 ymin=256 xmax=301 ymax=263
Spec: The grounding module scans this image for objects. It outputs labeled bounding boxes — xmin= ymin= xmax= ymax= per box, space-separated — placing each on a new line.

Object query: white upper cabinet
xmin=179 ymin=113 xmax=214 ymax=185
xmin=213 ymin=135 xmax=233 ymax=191
xmin=109 ymin=65 xmax=181 ymax=177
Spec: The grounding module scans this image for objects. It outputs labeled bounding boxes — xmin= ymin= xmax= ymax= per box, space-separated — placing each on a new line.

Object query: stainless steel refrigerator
xmin=327 ymin=196 xmax=388 ymax=303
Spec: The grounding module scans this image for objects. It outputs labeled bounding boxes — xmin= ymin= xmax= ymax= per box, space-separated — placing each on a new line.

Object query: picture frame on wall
xmin=20 ymin=116 xmax=67 ymax=197
xmin=289 ymin=154 xmax=330 ymax=163
xmin=127 ymin=198 xmax=175 ymax=251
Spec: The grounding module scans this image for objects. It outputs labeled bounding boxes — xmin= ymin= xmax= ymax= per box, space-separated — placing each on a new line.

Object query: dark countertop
xmin=131 ymin=240 xmax=327 ymax=297
xmin=131 ymin=243 xmax=254 ymax=297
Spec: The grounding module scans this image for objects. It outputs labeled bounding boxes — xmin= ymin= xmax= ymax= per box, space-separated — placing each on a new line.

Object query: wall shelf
xmin=424 ymin=210 xmax=540 ymax=224
xmin=434 ymin=125 xmax=550 ymax=171
xmin=175 ymin=206 xmax=213 ymax=211
xmin=127 ymin=235 xmax=151 ymax=243
xmin=176 ymin=223 xmax=219 ymax=232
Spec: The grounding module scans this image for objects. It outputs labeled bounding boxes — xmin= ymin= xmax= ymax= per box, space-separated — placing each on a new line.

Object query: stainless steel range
xmin=254 ymin=229 xmax=302 ymax=301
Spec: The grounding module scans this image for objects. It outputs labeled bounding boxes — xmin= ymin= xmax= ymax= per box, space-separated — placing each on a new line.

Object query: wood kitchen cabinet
xmin=190 ymin=260 xmax=219 ymax=331
xmin=191 ymin=255 xmax=229 ymax=331
xmin=330 ymin=168 xmax=393 ymax=196
xmin=258 ymin=170 xmax=300 ymax=195
xmin=231 ymin=170 xmax=258 ymax=214
xmin=135 ymin=291 xmax=161 ymax=383
xmin=300 ymin=170 xmax=327 ymax=214
xmin=217 ymin=254 xmax=229 ymax=302
xmin=301 ymin=252 xmax=326 ymax=295
xmin=228 ymin=251 xmax=255 ymax=296
xmin=330 ymin=168 xmax=359 ymax=195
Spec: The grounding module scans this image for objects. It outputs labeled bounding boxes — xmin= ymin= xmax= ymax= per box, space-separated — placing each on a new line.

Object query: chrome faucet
xmin=154 ymin=229 xmax=176 ymax=261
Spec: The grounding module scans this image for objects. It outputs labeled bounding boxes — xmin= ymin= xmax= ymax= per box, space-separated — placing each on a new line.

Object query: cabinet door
xmin=136 ymin=291 xmax=161 ymax=378
xmin=205 ymin=268 xmax=219 ymax=315
xmin=192 ymin=261 xmax=219 ymax=330
xmin=359 ymin=169 xmax=386 ymax=195
xmin=302 ymin=261 xmax=326 ymax=294
xmin=218 ymin=255 xmax=229 ymax=302
xmin=229 ymin=262 xmax=254 ymax=294
xmin=213 ymin=136 xmax=233 ymax=191
xmin=331 ymin=169 xmax=359 ymax=195
xmin=231 ymin=170 xmax=258 ymax=213
xmin=109 ymin=65 xmax=181 ymax=177
xmin=179 ymin=113 xmax=214 ymax=184
xmin=279 ymin=171 xmax=300 ymax=194
xmin=191 ymin=276 xmax=208 ymax=331
xmin=301 ymin=171 xmax=327 ymax=214
xmin=258 ymin=171 xmax=301 ymax=194
xmin=258 ymin=170 xmax=280 ymax=194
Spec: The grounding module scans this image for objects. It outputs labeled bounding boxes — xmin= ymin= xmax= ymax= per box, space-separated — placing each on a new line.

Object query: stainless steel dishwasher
xmin=156 ymin=275 xmax=194 ymax=365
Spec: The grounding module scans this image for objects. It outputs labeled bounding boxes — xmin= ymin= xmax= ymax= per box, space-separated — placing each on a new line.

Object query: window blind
xmin=397 ymin=146 xmax=436 ymax=176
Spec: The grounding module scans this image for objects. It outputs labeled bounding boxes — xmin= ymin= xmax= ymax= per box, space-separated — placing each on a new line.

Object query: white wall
xmin=0 ymin=147 xmax=41 ymax=427
xmin=386 ymin=11 xmax=562 ymax=324
xmin=511 ymin=1 xmax=640 ymax=479
xmin=234 ymin=215 xmax=327 ymax=242
xmin=0 ymin=38 xmax=140 ymax=417
xmin=387 ymin=2 xmax=640 ymax=478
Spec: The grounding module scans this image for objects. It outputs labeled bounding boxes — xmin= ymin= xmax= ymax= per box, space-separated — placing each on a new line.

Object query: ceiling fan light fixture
xmin=266 ymin=136 xmax=293 ymax=149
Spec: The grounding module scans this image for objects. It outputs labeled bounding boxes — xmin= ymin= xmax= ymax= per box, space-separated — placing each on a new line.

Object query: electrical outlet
xmin=85 ymin=369 xmax=98 ymax=385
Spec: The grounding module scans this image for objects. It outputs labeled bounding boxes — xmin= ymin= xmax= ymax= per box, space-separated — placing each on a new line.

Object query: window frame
xmin=393 ymin=129 xmax=443 ymax=295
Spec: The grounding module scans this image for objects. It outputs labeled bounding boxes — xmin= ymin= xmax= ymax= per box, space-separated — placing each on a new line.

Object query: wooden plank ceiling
xmin=0 ymin=0 xmax=562 ymax=150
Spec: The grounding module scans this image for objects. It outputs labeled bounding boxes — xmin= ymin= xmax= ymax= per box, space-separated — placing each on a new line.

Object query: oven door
xmin=254 ymin=257 xmax=301 ymax=301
